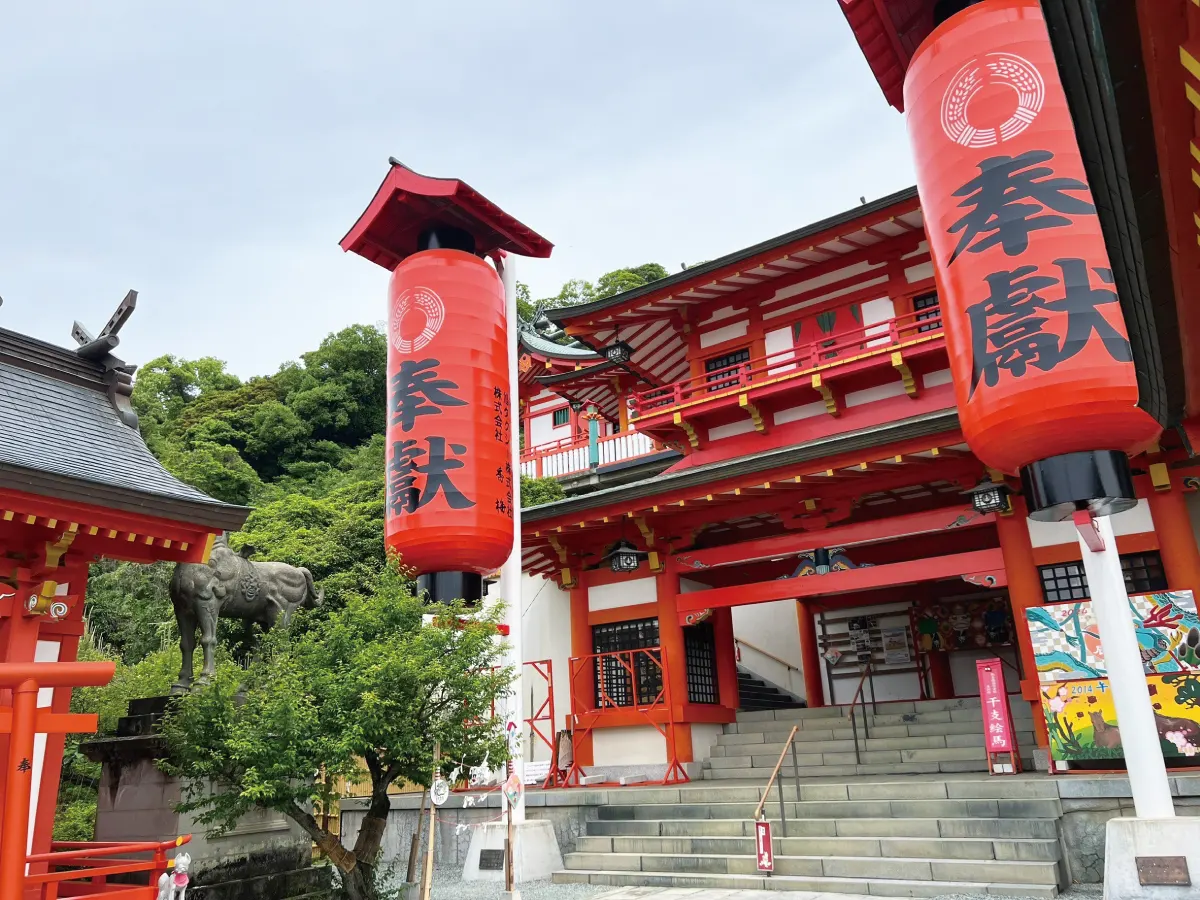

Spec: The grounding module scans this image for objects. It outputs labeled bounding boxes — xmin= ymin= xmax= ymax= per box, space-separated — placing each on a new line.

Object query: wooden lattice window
xmin=591 ymin=618 xmax=662 ymax=708
xmin=1038 ymin=551 xmax=1168 ymax=603
xmin=705 ymin=348 xmax=750 ymax=392
xmin=684 ymin=622 xmax=719 ymax=704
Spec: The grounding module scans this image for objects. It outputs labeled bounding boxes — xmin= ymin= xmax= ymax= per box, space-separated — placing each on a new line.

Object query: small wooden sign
xmin=478 ymin=848 xmax=505 ymax=871
xmin=1136 ymin=856 xmax=1190 ymax=886
xmin=755 ymin=820 xmax=774 ymax=873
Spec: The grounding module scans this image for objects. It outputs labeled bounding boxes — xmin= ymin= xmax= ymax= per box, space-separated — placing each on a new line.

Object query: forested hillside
xmin=58 ymin=264 xmax=665 ymax=838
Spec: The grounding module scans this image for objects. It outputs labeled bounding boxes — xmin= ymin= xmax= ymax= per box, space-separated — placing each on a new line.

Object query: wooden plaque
xmin=1136 ymin=856 xmax=1190 ymax=886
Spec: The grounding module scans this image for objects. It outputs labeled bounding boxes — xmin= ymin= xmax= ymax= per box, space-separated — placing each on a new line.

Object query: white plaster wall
xmin=765 ymin=326 xmax=796 ymax=375
xmin=1026 ymin=498 xmax=1155 ymax=547
xmin=29 ymin=639 xmax=60 ymax=854
xmin=698 ymin=304 xmax=741 ymax=326
xmin=517 ymin=574 xmax=573 ymax=758
xmin=691 ymin=724 xmax=724 ymax=763
xmin=949 ymin=646 xmax=1022 ymax=697
xmin=774 ymin=401 xmax=827 ymax=426
xmin=588 ymin=576 xmax=657 ymax=612
xmin=923 ymin=368 xmax=953 ymax=388
xmin=905 ymin=261 xmax=935 ymax=283
xmin=822 ymin=602 xmax=918 ymax=705
xmin=592 ymin=726 xmax=666 ymax=766
xmin=730 ymin=599 xmax=805 ymax=697
xmin=708 ymin=420 xmax=756 ymax=441
xmin=529 ymin=411 xmax=571 ymax=448
xmin=1187 ymin=492 xmax=1200 ymax=553
xmin=700 ymin=320 xmax=749 ymax=349
xmin=860 ymin=296 xmax=895 ymax=347
xmin=845 ymin=381 xmax=907 ymax=407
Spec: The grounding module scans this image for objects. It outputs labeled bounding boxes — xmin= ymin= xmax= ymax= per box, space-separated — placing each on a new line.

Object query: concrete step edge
xmin=552 ymin=869 xmax=1060 ymax=896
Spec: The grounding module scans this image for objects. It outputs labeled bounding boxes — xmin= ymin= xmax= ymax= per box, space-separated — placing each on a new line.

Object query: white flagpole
xmin=499 ymin=253 xmax=525 ymax=825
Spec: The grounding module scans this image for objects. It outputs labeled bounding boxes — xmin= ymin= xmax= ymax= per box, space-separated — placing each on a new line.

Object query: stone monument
xmin=83 ymin=539 xmax=329 ymax=900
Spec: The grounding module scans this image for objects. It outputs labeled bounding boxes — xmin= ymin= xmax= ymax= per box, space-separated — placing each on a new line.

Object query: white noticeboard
xmin=881 ymin=626 xmax=911 ymax=665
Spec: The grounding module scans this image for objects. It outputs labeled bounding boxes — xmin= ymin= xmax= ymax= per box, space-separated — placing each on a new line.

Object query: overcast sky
xmin=0 ymin=1 xmax=914 ymax=379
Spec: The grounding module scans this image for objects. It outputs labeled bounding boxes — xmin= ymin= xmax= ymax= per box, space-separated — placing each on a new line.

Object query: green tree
xmin=84 ymin=561 xmax=175 ymax=664
xmin=160 ymin=565 xmax=512 ymax=900
xmin=521 ymin=475 xmax=565 ymax=508
xmin=593 ymin=263 xmax=668 ymax=300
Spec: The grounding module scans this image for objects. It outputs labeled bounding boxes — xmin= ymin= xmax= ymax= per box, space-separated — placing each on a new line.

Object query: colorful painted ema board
xmin=1025 ymin=591 xmax=1200 ymax=763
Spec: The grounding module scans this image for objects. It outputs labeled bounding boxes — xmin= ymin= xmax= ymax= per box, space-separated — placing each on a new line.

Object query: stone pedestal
xmin=461 ymin=819 xmax=562 ymax=883
xmin=82 ymin=697 xmax=328 ymax=900
xmin=1103 ymin=817 xmax=1200 ymax=900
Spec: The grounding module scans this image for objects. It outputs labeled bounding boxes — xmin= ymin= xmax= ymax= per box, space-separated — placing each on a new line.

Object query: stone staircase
xmin=556 ymin=697 xmax=1062 ymax=897
xmin=706 ymin=695 xmax=1037 ymax=779
xmin=736 ymin=666 xmax=804 ymax=712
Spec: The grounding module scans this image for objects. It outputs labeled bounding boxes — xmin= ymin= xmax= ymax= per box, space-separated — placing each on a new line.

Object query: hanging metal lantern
xmin=964 ymin=476 xmax=1012 ymax=515
xmin=608 ymin=539 xmax=642 ymax=573
xmin=904 ymin=0 xmax=1161 ymax=519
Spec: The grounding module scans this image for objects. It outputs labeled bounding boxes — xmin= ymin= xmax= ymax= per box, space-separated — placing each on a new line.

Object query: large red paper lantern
xmin=385 ymin=248 xmax=513 ymax=575
xmin=904 ymin=0 xmax=1161 ymax=482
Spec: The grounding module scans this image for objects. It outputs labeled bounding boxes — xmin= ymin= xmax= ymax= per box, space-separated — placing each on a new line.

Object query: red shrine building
xmin=0 ymin=317 xmax=247 ymax=896
xmin=514 ymin=171 xmax=1200 ymax=777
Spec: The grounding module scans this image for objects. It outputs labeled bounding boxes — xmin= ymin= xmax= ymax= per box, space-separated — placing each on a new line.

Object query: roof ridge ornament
xmin=72 ymin=289 xmax=137 ymax=363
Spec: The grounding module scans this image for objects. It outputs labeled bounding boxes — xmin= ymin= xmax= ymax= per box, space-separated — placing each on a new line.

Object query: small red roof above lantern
xmin=339 ymin=159 xmax=554 ymax=270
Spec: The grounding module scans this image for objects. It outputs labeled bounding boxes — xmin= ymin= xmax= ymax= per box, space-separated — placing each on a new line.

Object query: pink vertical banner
xmin=977 ymin=658 xmax=1019 ymax=773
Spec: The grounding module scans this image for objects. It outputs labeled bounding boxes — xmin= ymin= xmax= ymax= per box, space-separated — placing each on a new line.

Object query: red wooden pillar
xmin=796 ymin=601 xmax=825 ymax=708
xmin=568 ymin=582 xmax=594 ymax=766
xmin=995 ymin=497 xmax=1050 ymax=748
xmin=0 ymin=581 xmax=42 ymax=845
xmin=1145 ymin=474 xmax=1200 ymax=593
xmin=712 ymin=608 xmax=739 ymax=712
xmin=928 ymin=652 xmax=955 ymax=700
xmin=656 ymin=561 xmax=693 ymax=764
xmin=0 ymin=679 xmax=37 ymax=900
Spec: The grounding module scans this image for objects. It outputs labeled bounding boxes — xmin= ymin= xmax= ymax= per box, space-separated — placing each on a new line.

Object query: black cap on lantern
xmin=569 ymin=399 xmax=584 ymax=413
xmin=963 ymin=475 xmax=1012 ymax=515
xmin=608 ymin=539 xmax=642 ymax=573
xmin=812 ymin=547 xmax=831 ymax=575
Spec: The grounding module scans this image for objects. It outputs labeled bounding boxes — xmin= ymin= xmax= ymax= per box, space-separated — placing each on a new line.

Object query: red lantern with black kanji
xmin=904 ymin=0 xmax=1161 ymax=477
xmin=385 ymin=249 xmax=513 ymax=575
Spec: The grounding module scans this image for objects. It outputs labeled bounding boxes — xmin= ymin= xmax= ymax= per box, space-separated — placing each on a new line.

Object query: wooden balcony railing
xmin=632 ymin=310 xmax=944 ymax=418
xmin=520 ymin=430 xmax=662 ymax=479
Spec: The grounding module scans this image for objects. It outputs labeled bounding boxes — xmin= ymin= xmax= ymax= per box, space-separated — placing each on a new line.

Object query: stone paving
xmin=592 ymin=887 xmax=1104 ymax=900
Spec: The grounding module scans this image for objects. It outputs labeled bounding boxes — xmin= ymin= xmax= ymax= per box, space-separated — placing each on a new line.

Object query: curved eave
xmin=340 ymin=160 xmax=553 ymax=270
xmin=546 ymin=186 xmax=921 ymax=329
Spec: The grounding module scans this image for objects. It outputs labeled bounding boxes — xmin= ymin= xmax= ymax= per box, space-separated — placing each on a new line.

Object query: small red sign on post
xmin=755 ymin=820 xmax=774 ymax=873
xmin=977 ymin=658 xmax=1021 ymax=775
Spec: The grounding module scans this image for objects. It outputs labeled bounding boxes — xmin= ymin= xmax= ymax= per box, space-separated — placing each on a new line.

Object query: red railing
xmin=24 ymin=836 xmax=190 ymax=900
xmin=519 ymin=431 xmax=662 ymax=479
xmin=564 ymin=646 xmax=688 ymax=786
xmin=632 ymin=310 xmax=944 ymax=417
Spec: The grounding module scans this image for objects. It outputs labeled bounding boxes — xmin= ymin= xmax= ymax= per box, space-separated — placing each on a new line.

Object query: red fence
xmin=24 ymin=836 xmax=190 ymax=900
xmin=632 ymin=310 xmax=944 ymax=416
xmin=565 ymin=646 xmax=688 ymax=787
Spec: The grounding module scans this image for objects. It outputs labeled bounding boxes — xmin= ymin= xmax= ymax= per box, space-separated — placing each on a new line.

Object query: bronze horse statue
xmin=169 ymin=534 xmax=323 ymax=692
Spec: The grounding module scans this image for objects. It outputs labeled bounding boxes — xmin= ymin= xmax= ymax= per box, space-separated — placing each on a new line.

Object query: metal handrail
xmin=752 ymin=725 xmax=801 ymax=837
xmin=735 ymin=638 xmax=802 ymax=674
xmin=847 ymin=661 xmax=876 ymax=765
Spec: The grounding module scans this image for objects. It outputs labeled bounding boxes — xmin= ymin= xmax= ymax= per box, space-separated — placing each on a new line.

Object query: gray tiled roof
xmin=519 ymin=330 xmax=598 ymax=359
xmin=0 ymin=330 xmax=248 ymax=531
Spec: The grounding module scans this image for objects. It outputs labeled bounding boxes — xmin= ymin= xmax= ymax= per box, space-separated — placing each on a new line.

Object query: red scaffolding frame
xmin=452 ymin=658 xmax=562 ymax=791
xmin=563 ymin=646 xmax=689 ymax=787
